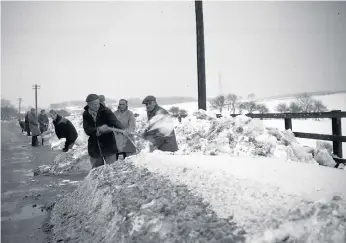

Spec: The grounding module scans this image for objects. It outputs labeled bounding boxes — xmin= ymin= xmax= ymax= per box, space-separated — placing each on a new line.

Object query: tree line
xmin=209 ymin=93 xmax=328 ymax=114
xmin=1 ymin=99 xmax=71 ymax=120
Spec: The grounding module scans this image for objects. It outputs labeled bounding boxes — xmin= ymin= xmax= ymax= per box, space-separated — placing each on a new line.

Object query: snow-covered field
xmin=43 ymin=93 xmax=346 ymax=243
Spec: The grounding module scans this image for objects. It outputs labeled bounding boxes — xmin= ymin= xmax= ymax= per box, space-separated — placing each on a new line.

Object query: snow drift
xmin=49 ymin=154 xmax=346 ymax=243
xmin=49 ymin=160 xmax=246 ymax=243
xmin=41 ymin=110 xmax=344 ymax=175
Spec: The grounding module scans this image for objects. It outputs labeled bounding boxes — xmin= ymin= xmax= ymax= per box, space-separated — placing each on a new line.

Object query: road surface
xmin=1 ymin=121 xmax=87 ymax=243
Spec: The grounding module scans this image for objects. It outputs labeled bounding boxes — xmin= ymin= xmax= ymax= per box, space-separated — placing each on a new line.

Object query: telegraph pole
xmin=18 ymin=98 xmax=22 ymax=118
xmin=195 ymin=0 xmax=207 ymax=110
xmin=32 ymin=84 xmax=41 ymax=117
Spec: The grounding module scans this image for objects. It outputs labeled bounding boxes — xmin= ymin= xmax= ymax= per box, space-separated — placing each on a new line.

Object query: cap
xmin=86 ymin=94 xmax=99 ymax=102
xmin=142 ymin=95 xmax=156 ymax=104
xmin=99 ymin=95 xmax=105 ymax=102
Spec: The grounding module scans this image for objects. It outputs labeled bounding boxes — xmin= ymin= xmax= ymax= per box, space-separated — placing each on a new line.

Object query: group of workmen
xmin=18 ymin=94 xmax=178 ymax=169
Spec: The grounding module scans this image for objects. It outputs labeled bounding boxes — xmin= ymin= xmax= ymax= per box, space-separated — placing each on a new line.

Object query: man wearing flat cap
xmin=99 ymin=95 xmax=106 ymax=106
xmin=142 ymin=95 xmax=178 ymax=152
xmin=83 ymin=94 xmax=126 ymax=169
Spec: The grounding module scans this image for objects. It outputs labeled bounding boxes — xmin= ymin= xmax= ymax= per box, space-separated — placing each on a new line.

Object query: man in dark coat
xmin=18 ymin=119 xmax=25 ymax=133
xmin=28 ymin=108 xmax=41 ymax=146
xmin=38 ymin=109 xmax=49 ymax=134
xmin=142 ymin=95 xmax=178 ymax=152
xmin=82 ymin=94 xmax=126 ymax=169
xmin=24 ymin=111 xmax=31 ymax=136
xmin=49 ymin=110 xmax=78 ymax=152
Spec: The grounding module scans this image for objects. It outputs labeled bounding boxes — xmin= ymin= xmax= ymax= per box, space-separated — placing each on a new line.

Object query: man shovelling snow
xmin=82 ymin=94 xmax=127 ymax=168
xmin=48 ymin=109 xmax=78 ymax=152
xmin=141 ymin=95 xmax=178 ymax=152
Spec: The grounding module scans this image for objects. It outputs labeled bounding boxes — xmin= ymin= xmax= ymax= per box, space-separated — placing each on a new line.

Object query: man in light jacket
xmin=142 ymin=95 xmax=178 ymax=152
xmin=28 ymin=108 xmax=41 ymax=146
xmin=38 ymin=109 xmax=49 ymax=134
xmin=114 ymin=99 xmax=137 ymax=160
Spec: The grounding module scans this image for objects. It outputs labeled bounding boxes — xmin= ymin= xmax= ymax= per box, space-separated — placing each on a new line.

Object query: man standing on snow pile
xmin=38 ymin=109 xmax=49 ymax=134
xmin=28 ymin=108 xmax=41 ymax=146
xmin=142 ymin=95 xmax=178 ymax=152
xmin=49 ymin=110 xmax=78 ymax=152
xmin=83 ymin=94 xmax=127 ymax=169
xmin=114 ymin=99 xmax=137 ymax=160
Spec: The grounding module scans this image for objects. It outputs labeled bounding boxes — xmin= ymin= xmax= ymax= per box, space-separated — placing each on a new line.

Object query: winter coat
xmin=114 ymin=108 xmax=137 ymax=153
xmin=25 ymin=113 xmax=29 ymax=123
xmin=53 ymin=114 xmax=78 ymax=143
xmin=28 ymin=112 xmax=41 ymax=136
xmin=143 ymin=105 xmax=178 ymax=152
xmin=83 ymin=104 xmax=125 ymax=158
xmin=19 ymin=120 xmax=25 ymax=129
xmin=38 ymin=114 xmax=49 ymax=128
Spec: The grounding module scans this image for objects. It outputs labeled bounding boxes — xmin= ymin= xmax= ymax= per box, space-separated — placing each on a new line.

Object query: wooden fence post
xmin=284 ymin=117 xmax=292 ymax=130
xmin=331 ymin=110 xmax=343 ymax=159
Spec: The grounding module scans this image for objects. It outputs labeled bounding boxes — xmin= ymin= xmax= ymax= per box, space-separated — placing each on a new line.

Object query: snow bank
xmin=133 ymin=154 xmax=346 ymax=242
xmin=37 ymin=115 xmax=91 ymax=175
xmin=49 ymin=161 xmax=246 ymax=243
xmin=42 ymin=109 xmax=344 ymax=175
xmin=50 ymin=155 xmax=346 ymax=242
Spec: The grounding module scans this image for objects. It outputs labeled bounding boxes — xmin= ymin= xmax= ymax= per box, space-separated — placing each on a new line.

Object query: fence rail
xmin=227 ymin=110 xmax=346 ymax=168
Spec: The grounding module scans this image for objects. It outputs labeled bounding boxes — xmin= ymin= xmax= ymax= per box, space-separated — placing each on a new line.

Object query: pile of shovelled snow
xmin=49 ymin=155 xmax=346 ymax=243
xmin=43 ymin=109 xmax=343 ymax=175
xmin=253 ymin=196 xmax=346 ymax=243
xmin=49 ymin=161 xmax=246 ymax=243
xmin=36 ymin=115 xmax=91 ymax=175
xmin=35 ymin=148 xmax=90 ymax=176
xmin=173 ymin=110 xmax=339 ymax=167
xmin=133 ymin=154 xmax=346 ymax=243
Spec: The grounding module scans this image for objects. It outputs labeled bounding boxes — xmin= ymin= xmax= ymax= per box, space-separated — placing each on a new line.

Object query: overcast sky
xmin=2 ymin=1 xmax=346 ymax=107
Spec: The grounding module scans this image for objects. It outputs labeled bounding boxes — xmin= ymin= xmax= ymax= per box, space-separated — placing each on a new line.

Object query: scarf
xmin=88 ymin=108 xmax=98 ymax=122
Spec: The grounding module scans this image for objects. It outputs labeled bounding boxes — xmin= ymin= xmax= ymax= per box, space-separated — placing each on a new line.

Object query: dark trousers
xmin=40 ymin=126 xmax=47 ymax=134
xmin=32 ymin=135 xmax=38 ymax=146
xmin=62 ymin=140 xmax=76 ymax=152
xmin=25 ymin=122 xmax=31 ymax=136
xmin=116 ymin=152 xmax=127 ymax=161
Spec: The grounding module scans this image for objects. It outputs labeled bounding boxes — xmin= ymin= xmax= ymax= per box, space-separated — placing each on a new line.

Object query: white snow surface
xmin=133 ymin=153 xmax=346 ymax=242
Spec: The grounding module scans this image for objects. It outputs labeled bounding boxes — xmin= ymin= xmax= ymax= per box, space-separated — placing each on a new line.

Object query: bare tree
xmin=247 ymin=93 xmax=256 ymax=101
xmin=209 ymin=95 xmax=226 ymax=113
xmin=1 ymin=99 xmax=12 ymax=108
xmin=256 ymin=104 xmax=269 ymax=114
xmin=1 ymin=99 xmax=18 ymax=120
xmin=239 ymin=101 xmax=257 ymax=114
xmin=225 ymin=93 xmax=238 ymax=114
xmin=169 ymin=106 xmax=180 ymax=117
xmin=276 ymin=103 xmax=290 ymax=113
xmin=297 ymin=93 xmax=314 ymax=112
xmin=288 ymin=101 xmax=303 ymax=113
xmin=179 ymin=109 xmax=188 ymax=118
xmin=312 ymin=100 xmax=328 ymax=113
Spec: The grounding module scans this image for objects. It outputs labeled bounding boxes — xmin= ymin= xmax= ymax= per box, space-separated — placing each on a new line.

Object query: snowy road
xmin=1 ymin=122 xmax=86 ymax=243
